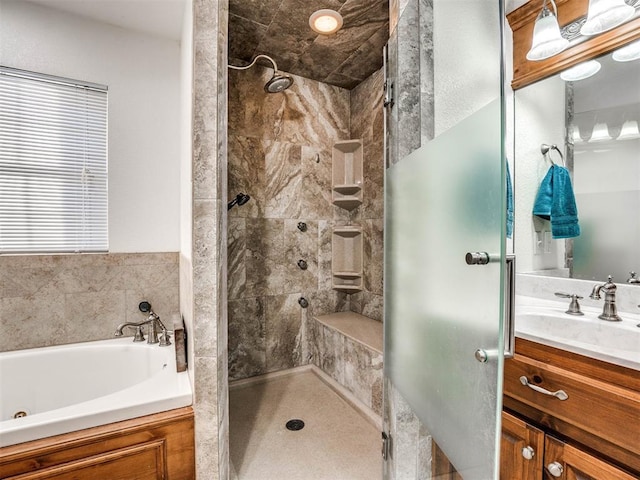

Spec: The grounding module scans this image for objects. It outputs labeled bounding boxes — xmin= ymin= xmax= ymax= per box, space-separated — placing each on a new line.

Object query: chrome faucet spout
xmin=115 ymin=320 xmax=147 ymax=336
xmin=589 ymin=276 xmax=622 ymax=322
xmin=115 ymin=302 xmax=172 ymax=346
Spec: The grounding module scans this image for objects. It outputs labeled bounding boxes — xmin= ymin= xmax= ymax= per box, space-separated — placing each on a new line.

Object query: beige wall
xmin=0 ymin=253 xmax=179 ymax=352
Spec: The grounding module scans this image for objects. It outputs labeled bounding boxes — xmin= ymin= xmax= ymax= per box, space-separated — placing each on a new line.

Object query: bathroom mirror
xmin=514 ymin=44 xmax=640 ymax=282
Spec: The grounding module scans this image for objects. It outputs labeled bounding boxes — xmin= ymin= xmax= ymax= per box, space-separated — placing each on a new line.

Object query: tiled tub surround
xmin=310 ymin=312 xmax=383 ymax=418
xmin=227 ymin=65 xmax=385 ymax=381
xmin=0 ymin=252 xmax=180 ymax=352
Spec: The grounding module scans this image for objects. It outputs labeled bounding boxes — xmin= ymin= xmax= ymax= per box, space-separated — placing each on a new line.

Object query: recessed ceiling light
xmin=309 ymin=9 xmax=343 ymax=35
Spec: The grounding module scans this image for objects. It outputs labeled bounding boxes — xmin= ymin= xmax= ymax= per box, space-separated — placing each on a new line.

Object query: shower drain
xmin=285 ymin=419 xmax=305 ymax=431
xmin=14 ymin=411 xmax=28 ymax=419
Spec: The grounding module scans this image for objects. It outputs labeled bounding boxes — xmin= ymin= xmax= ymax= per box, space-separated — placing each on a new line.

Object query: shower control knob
xmin=547 ymin=462 xmax=563 ymax=477
xmin=298 ymin=297 xmax=309 ymax=308
xmin=297 ymin=222 xmax=307 ymax=232
xmin=297 ymin=259 xmax=308 ymax=270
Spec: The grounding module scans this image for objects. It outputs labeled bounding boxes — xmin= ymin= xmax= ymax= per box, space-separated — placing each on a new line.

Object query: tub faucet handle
xmin=133 ymin=326 xmax=145 ymax=342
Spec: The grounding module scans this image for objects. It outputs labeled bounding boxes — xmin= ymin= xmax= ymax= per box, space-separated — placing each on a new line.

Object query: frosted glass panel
xmin=385 ymin=99 xmax=505 ymax=479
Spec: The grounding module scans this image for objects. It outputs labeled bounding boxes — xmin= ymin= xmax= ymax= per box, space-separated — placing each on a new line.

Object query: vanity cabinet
xmin=501 ymin=411 xmax=637 ymax=480
xmin=502 ymin=338 xmax=640 ymax=478
xmin=501 ymin=411 xmax=544 ymax=480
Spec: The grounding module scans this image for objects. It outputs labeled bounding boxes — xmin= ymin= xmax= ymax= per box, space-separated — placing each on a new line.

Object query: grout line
xmin=229 ymin=364 xmax=313 ymax=390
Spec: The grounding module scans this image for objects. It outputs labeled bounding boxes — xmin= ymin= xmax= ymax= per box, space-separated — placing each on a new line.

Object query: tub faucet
xmin=589 ymin=275 xmax=622 ymax=322
xmin=114 ymin=301 xmax=172 ymax=346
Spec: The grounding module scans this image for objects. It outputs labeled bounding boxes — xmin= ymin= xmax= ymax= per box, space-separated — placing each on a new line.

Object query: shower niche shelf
xmin=332 ymin=226 xmax=363 ymax=292
xmin=332 ymin=140 xmax=363 ymax=211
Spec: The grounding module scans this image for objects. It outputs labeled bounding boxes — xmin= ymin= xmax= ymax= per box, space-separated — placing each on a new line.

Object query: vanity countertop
xmin=515 ymin=295 xmax=640 ymax=371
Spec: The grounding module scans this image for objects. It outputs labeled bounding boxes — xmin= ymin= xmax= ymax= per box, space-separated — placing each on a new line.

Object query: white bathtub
xmin=0 ymin=337 xmax=192 ymax=447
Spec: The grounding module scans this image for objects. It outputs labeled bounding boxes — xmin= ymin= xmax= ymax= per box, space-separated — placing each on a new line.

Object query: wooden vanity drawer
xmin=504 ymin=353 xmax=640 ymax=461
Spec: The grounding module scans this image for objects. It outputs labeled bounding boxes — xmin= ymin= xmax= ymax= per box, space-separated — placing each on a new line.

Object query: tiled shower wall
xmin=349 ymin=68 xmax=385 ymax=321
xmin=227 ymin=65 xmax=384 ymax=382
xmin=0 ymin=252 xmax=179 ymax=352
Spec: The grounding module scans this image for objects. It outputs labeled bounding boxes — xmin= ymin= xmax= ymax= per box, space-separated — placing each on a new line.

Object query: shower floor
xmin=229 ymin=367 xmax=382 ymax=480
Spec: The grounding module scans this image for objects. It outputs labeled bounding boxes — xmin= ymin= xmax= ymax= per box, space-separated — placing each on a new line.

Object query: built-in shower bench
xmin=311 ymin=312 xmax=383 ymax=422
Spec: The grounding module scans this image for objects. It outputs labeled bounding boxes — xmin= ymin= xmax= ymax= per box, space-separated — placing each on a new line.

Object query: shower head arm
xmin=228 ymin=54 xmax=279 ymax=73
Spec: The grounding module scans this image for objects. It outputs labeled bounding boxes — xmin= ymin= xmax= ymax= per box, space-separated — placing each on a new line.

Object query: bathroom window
xmin=0 ymin=67 xmax=108 ymax=253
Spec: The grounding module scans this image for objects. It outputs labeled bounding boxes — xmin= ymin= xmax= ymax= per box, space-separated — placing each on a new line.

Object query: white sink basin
xmin=515 ymin=299 xmax=640 ymax=371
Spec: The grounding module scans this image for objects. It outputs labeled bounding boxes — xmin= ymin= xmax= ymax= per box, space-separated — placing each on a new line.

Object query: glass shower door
xmin=384 ymin=0 xmax=507 ymax=479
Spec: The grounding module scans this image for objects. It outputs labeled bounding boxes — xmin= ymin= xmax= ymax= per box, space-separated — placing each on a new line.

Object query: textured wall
xmin=0 ymin=253 xmax=179 ymax=352
xmin=227 ymin=65 xmax=353 ymax=381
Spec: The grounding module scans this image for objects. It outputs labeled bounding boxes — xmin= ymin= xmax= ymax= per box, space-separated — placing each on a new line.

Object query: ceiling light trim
xmin=309 ymin=9 xmax=344 ymax=35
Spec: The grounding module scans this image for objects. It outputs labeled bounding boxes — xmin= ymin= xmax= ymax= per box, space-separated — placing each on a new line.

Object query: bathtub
xmin=0 ymin=337 xmax=192 ymax=447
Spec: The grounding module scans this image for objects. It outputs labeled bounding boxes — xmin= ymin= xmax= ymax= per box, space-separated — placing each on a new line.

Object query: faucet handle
xmin=554 ymin=292 xmax=584 ymax=316
xmin=133 ymin=326 xmax=146 ymax=342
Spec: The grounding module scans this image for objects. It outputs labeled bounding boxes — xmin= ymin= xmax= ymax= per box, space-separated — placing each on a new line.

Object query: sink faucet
xmin=114 ymin=301 xmax=172 ymax=346
xmin=627 ymin=272 xmax=640 ymax=284
xmin=589 ymin=276 xmax=622 ymax=322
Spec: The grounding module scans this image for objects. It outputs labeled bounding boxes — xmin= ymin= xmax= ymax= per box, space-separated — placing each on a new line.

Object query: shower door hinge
xmin=383 ymin=80 xmax=394 ymax=109
xmin=381 ymin=431 xmax=390 ymax=461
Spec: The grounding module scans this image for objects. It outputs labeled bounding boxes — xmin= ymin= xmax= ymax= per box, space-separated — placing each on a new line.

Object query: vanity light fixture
xmin=612 ymin=39 xmax=640 ymax=62
xmin=617 ymin=120 xmax=640 ymax=140
xmin=589 ymin=122 xmax=613 ymax=142
xmin=309 ymin=9 xmax=343 ymax=35
xmin=571 ymin=125 xmax=584 ymax=143
xmin=580 ymin=0 xmax=635 ymax=36
xmin=560 ymin=59 xmax=601 ymax=81
xmin=526 ymin=0 xmax=569 ymax=61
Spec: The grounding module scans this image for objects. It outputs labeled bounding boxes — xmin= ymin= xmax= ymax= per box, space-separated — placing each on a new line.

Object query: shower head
xmin=265 ymin=74 xmax=294 ymax=93
xmin=228 ymin=54 xmax=293 ymax=93
xmin=228 ymin=193 xmax=251 ymax=210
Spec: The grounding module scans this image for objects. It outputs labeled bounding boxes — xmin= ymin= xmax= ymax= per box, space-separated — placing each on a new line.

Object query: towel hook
xmin=541 ymin=143 xmax=565 ymax=167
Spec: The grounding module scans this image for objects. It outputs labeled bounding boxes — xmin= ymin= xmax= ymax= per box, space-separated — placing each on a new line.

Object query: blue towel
xmin=506 ymin=161 xmax=514 ymax=238
xmin=533 ymin=165 xmax=580 ymax=239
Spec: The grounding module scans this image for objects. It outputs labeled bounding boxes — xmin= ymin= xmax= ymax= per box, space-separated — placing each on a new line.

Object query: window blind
xmin=0 ymin=67 xmax=108 ymax=253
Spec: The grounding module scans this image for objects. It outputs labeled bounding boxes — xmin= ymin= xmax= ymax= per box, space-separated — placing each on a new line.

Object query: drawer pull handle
xmin=519 ymin=376 xmax=569 ymax=401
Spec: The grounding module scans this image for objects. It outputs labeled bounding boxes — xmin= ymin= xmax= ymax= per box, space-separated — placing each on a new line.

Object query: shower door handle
xmin=465 ymin=252 xmax=491 ymax=265
xmin=467 ymin=253 xmax=516 ymax=360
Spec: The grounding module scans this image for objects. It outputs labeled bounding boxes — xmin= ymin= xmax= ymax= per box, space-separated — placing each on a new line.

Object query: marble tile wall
xmin=0 ymin=252 xmax=179 ymax=352
xmin=349 ymin=67 xmax=385 ymax=322
xmin=227 ymin=65 xmax=353 ymax=381
xmin=228 ymin=0 xmax=389 ymax=89
xmin=192 ymin=0 xmax=228 ymax=478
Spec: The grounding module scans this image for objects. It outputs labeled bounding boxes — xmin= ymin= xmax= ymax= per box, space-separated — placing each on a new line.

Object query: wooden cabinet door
xmin=501 ymin=411 xmax=545 ymax=480
xmin=544 ymin=436 xmax=638 ymax=480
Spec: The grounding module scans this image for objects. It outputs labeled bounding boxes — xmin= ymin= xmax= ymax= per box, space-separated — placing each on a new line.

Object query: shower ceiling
xmin=229 ymin=0 xmax=389 ymax=90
